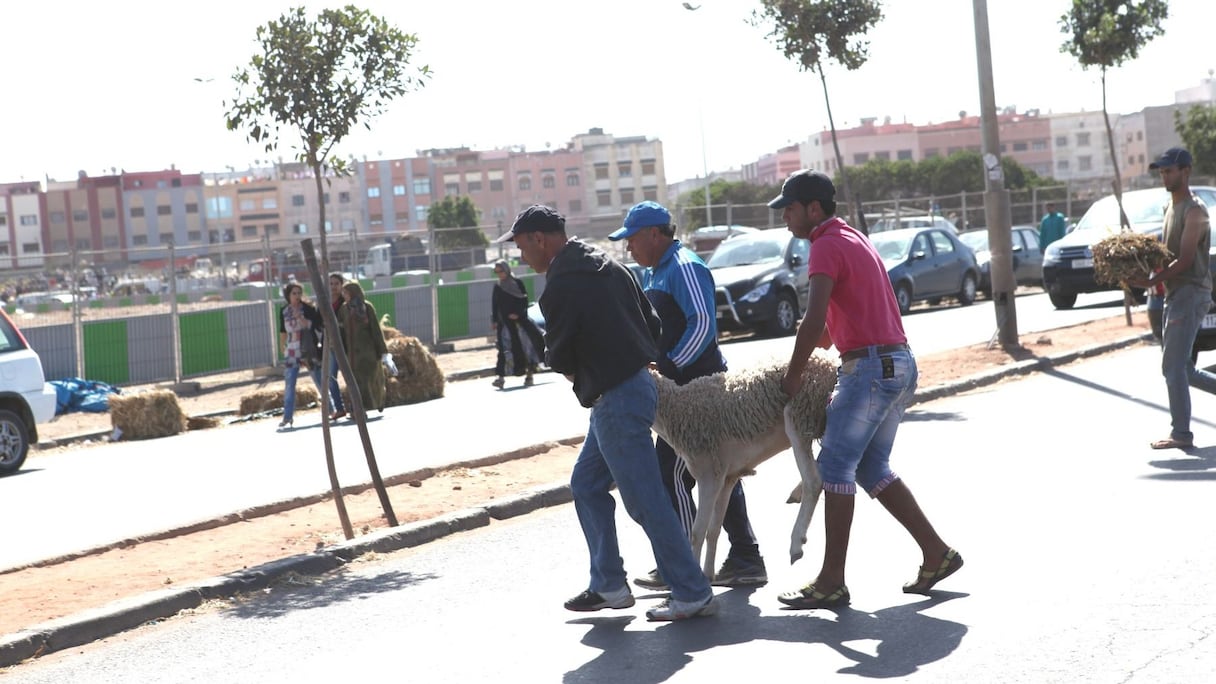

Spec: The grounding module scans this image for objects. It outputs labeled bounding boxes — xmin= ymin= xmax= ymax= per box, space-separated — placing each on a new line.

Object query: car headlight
xmin=1043 ymin=244 xmax=1062 ymax=265
xmin=740 ymin=282 xmax=772 ymax=303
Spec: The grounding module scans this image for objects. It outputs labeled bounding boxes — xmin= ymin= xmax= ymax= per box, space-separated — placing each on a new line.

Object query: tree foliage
xmin=426 ymin=196 xmax=488 ymax=250
xmin=226 ymin=5 xmax=431 ymax=263
xmin=847 ymin=151 xmax=1048 ymax=201
xmin=753 ymin=0 xmax=883 ymax=232
xmin=1175 ymin=104 xmax=1216 ymax=178
xmin=1060 ymin=0 xmax=1167 ymax=231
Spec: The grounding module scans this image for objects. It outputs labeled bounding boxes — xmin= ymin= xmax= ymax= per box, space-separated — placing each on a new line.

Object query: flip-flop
xmin=1150 ymin=438 xmax=1194 ymax=450
xmin=904 ymin=548 xmax=964 ymax=595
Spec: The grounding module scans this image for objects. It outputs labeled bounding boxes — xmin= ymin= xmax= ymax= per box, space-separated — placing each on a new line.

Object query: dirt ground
xmin=2 ymin=312 xmax=1153 ymax=636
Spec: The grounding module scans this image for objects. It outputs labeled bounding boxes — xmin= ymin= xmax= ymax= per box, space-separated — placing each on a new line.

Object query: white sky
xmin=2 ymin=0 xmax=1211 ymax=185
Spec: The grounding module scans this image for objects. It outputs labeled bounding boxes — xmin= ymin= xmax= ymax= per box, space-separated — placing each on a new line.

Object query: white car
xmin=0 ymin=309 xmax=57 ymax=475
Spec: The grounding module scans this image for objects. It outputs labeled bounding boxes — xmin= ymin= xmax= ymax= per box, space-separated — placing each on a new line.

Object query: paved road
xmin=8 ymin=345 xmax=1215 ymax=682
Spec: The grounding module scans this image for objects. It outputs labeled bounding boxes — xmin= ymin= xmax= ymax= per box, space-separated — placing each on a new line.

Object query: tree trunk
xmin=819 ymin=68 xmax=863 ymax=234
xmin=1101 ymin=67 xmax=1135 ymax=326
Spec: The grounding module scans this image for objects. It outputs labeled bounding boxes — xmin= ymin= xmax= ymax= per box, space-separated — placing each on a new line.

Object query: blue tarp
xmin=48 ymin=378 xmax=121 ymax=415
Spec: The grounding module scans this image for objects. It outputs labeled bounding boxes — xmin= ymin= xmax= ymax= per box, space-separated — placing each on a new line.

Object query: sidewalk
xmin=0 ymin=328 xmax=1151 ymax=667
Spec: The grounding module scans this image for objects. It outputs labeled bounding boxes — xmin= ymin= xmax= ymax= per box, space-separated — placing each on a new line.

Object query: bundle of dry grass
xmin=238 ymin=386 xmax=318 ymax=416
xmin=381 ymin=317 xmax=403 ymax=341
xmin=1092 ymin=232 xmax=1172 ymax=286
xmin=109 ymin=390 xmax=187 ymax=440
xmin=384 ymin=335 xmax=444 ymax=406
xmin=187 ymin=416 xmax=222 ymax=430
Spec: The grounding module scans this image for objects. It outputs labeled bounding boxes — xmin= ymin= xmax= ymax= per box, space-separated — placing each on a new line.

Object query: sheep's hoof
xmin=790 ymin=550 xmax=804 ymax=564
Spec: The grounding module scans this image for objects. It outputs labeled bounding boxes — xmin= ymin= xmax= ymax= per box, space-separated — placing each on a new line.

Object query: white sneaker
xmin=645 ymin=593 xmax=717 ymax=621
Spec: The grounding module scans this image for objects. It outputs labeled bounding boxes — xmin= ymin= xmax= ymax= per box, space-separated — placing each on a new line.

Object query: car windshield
xmin=958 ymin=231 xmax=988 ymax=252
xmin=869 ymin=232 xmax=915 ymax=261
xmin=1074 ymin=190 xmax=1171 ymax=232
xmin=707 ymin=232 xmax=787 ymax=268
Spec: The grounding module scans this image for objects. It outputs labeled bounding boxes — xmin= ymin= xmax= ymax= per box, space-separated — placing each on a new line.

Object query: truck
xmin=360 ymin=235 xmax=486 ymax=276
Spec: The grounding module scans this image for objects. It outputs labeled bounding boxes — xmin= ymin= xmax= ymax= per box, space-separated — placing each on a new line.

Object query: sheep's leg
xmin=785 ymin=405 xmax=823 ymax=564
xmin=702 ymin=473 xmax=739 ymax=579
xmin=689 ymin=471 xmax=725 ymax=579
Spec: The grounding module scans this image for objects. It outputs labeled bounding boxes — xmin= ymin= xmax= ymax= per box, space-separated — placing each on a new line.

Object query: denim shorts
xmin=817 ymin=347 xmax=918 ymax=497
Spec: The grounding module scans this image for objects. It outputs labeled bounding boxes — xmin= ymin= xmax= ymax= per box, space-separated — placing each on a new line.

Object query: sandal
xmin=777 ymin=583 xmax=850 ymax=610
xmin=904 ymin=548 xmax=964 ymax=595
xmin=1150 ymin=437 xmax=1193 ymax=450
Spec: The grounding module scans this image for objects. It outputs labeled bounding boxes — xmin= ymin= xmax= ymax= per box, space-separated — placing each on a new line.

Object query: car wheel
xmin=766 ymin=291 xmax=799 ymax=337
xmin=1048 ymin=288 xmax=1077 ymax=310
xmin=958 ymin=273 xmax=977 ymax=306
xmin=0 ymin=409 xmax=30 ymax=476
xmin=895 ymin=283 xmax=913 ymax=315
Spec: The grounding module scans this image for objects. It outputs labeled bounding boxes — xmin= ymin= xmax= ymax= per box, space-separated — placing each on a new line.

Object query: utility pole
xmin=973 ymin=0 xmax=1018 ymax=347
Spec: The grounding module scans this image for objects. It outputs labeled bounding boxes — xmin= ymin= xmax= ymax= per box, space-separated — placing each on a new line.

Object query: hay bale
xmin=238 ymin=386 xmax=318 ymax=416
xmin=110 ymin=390 xmax=187 ymax=440
xmin=382 ymin=320 xmax=404 ymax=341
xmin=384 ymin=335 xmax=444 ymax=406
xmin=187 ymin=416 xmax=222 ymax=430
xmin=1092 ymin=232 xmax=1171 ymax=287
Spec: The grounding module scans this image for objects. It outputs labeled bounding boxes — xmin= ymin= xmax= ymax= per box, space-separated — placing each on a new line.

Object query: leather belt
xmin=839 ymin=343 xmax=910 ymax=363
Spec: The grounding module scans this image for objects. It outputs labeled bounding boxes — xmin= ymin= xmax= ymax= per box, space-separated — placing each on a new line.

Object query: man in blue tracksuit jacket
xmin=610 ymin=201 xmax=767 ymax=589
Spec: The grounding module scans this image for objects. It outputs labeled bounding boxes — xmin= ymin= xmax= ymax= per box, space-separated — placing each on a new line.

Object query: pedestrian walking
xmin=1039 ymin=202 xmax=1067 ymax=250
xmin=277 ymin=282 xmax=324 ymax=431
xmin=325 ymin=272 xmax=349 ymax=421
xmin=609 ymin=200 xmax=767 ymax=590
xmin=490 ymin=260 xmax=544 ymax=389
xmin=770 ymin=170 xmax=962 ymax=609
xmin=496 ymin=204 xmax=716 ymax=621
xmin=337 ymin=281 xmax=392 ymax=414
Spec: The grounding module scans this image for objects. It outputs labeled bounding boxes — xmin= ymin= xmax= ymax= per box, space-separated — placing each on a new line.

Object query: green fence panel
xmin=367 ymin=293 xmax=396 ymax=330
xmin=119 ymin=298 xmax=133 ymax=307
xmin=83 ymin=320 xmax=130 ymax=385
xmin=176 ymin=294 xmax=190 ymax=305
xmin=146 ymin=296 xmax=160 ymax=305
xmin=179 ymin=310 xmax=230 ymax=376
xmin=437 ymin=285 xmax=470 ymax=339
xmin=88 ymin=299 xmax=105 ymax=309
xmin=232 ymin=289 xmax=250 ymax=301
xmin=456 ymin=271 xmax=474 ymax=282
xmin=391 ymin=275 xmax=408 ymax=288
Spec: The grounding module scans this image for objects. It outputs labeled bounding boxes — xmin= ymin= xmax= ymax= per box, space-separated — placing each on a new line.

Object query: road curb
xmin=0 ymin=337 xmax=1151 ymax=667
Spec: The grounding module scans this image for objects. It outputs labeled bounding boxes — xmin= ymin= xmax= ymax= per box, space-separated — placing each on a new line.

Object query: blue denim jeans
xmin=283 ymin=361 xmax=322 ymax=424
xmin=818 ymin=347 xmax=918 ymax=497
xmin=327 ymin=354 xmax=345 ymax=413
xmin=1161 ymin=284 xmax=1216 ymax=442
xmin=570 ymin=367 xmax=712 ymax=603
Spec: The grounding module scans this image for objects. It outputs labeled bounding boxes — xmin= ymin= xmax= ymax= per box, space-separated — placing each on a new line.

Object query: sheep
xmin=650 ymin=349 xmax=838 ymax=579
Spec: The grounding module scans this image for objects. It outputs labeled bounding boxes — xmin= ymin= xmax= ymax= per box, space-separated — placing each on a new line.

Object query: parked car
xmin=869 ymin=227 xmax=980 ymax=315
xmin=0 ymin=309 xmax=57 ymax=475
xmin=1041 ymin=186 xmax=1216 ymax=309
xmin=958 ymin=225 xmax=1044 ymax=297
xmin=707 ymin=229 xmax=809 ymax=336
xmin=689 ymin=225 xmax=759 ymax=255
xmin=869 ymin=215 xmax=959 ymax=234
xmin=525 ymin=262 xmax=645 ymax=334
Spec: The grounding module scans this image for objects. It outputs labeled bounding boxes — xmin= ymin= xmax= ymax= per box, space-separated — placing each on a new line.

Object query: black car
xmin=869 ymin=227 xmax=980 ymax=314
xmin=707 ymin=229 xmax=809 ymax=336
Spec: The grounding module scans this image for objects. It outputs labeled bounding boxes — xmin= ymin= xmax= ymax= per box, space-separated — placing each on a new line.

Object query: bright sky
xmin=2 ymin=0 xmax=1211 ymax=186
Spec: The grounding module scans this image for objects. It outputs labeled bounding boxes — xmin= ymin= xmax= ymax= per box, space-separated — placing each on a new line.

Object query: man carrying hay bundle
xmin=1126 ymin=148 xmax=1216 ymax=451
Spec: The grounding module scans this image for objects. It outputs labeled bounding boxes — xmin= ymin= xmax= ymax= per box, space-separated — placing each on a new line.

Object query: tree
xmin=674 ymin=179 xmax=780 ymax=231
xmin=1175 ymin=104 xmax=1216 ymax=178
xmin=753 ymin=0 xmax=884 ymax=233
xmin=1060 ymin=0 xmax=1168 ymax=231
xmin=226 ymin=5 xmax=431 ymax=266
xmin=426 ymin=196 xmax=489 ymax=251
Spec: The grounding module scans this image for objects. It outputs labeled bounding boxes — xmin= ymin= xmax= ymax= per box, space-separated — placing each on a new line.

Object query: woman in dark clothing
xmin=277 ymin=282 xmax=324 ymax=430
xmin=490 ymin=260 xmax=545 ymax=389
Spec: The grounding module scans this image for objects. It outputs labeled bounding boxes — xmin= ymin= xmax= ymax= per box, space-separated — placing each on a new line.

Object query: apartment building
xmin=362 ymin=156 xmax=434 ymax=234
xmin=0 ymin=182 xmax=44 ymax=270
xmin=42 ymin=174 xmax=129 ymax=265
xmin=742 ymin=144 xmax=801 ymax=186
xmin=571 ymin=128 xmax=666 ymax=237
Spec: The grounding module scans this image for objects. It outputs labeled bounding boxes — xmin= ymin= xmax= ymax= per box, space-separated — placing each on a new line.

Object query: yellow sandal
xmin=903 ymin=548 xmax=964 ymax=595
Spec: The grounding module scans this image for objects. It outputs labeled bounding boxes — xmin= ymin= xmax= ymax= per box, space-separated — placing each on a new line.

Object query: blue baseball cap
xmin=609 ymin=201 xmax=671 ymax=241
xmin=1148 ymin=147 xmax=1193 ymax=170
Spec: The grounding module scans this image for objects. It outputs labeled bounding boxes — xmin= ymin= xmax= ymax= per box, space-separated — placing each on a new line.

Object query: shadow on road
xmin=563 ymin=590 xmax=968 ymax=683
xmin=224 ymin=567 xmax=436 ymax=620
xmin=903 ymin=409 xmax=966 ymax=423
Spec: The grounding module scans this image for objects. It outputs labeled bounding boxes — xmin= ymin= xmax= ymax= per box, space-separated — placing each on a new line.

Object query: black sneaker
xmin=564 ymin=588 xmax=635 ymax=612
xmin=632 ymin=568 xmax=670 ymax=591
xmin=712 ymin=557 xmax=768 ymax=587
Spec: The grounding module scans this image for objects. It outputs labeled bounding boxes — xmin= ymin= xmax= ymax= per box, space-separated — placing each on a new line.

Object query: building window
xmin=393 ymin=184 xmax=406 ymax=196
xmin=923 ymin=148 xmax=940 ymax=158
xmin=620 ymin=189 xmax=635 ymax=205
xmin=155 ymin=205 xmax=169 ymax=216
xmin=1078 ymin=156 xmax=1092 ymax=171
xmin=1076 ymin=132 xmax=1091 ymax=146
xmin=103 ymin=236 xmax=119 ymax=248
xmin=0 ymin=215 xmax=6 ymax=226
xmin=323 ymin=193 xmax=330 ymax=205
xmin=240 ymin=199 xmax=256 ymax=211
xmin=159 ymin=232 xmax=173 ymax=244
xmin=594 ymin=164 xmax=609 ymax=180
xmin=641 ymin=160 xmax=656 ymax=175
xmin=0 ymin=244 xmax=8 ymax=256
xmin=445 ymin=181 xmax=460 ymax=195
xmin=341 ymin=218 xmax=355 ymax=231
xmin=265 ymin=224 xmax=280 ymax=236
xmin=53 ymin=239 xmax=68 ymax=252
xmin=292 ymin=223 xmax=307 ymax=235
xmin=292 ymin=194 xmax=305 ymax=206
xmin=22 ymin=242 xmax=39 ymax=254
xmin=73 ymin=210 xmax=88 ymax=222
xmin=51 ymin=211 xmax=65 ymax=223
xmin=1012 ymin=141 xmax=1028 ymax=152
xmin=542 ymin=175 xmax=556 ymax=189
xmin=946 ymin=146 xmax=963 ymax=156
xmin=242 ymin=225 xmax=258 ymax=237
xmin=597 ymin=191 xmax=612 ymax=207
xmin=263 ymin=198 xmax=278 ymax=209
xmin=187 ymin=230 xmax=202 ymax=242
xmin=415 ymin=205 xmax=429 ymax=222
xmin=1139 ymin=153 xmax=1145 ymax=164
xmin=874 ymin=151 xmax=890 ymax=161
xmin=618 ymin=163 xmax=632 ymax=177
xmin=339 ymin=191 xmax=351 ymax=203
xmin=133 ymin=235 xmax=148 ymax=246
xmin=19 ymin=215 xmax=36 ymax=226
xmin=1056 ymin=160 xmax=1070 ymax=171
xmin=370 ymin=214 xmax=383 ymax=226
xmin=1136 ymin=131 xmax=1143 ymax=141
xmin=75 ymin=238 xmax=91 ymax=250
xmin=897 ymin=150 xmax=913 ymax=160
xmin=468 ymin=180 xmax=482 ymax=192
xmin=643 ymin=187 xmax=657 ymax=202
xmin=490 ymin=178 xmax=504 ymax=192
xmin=368 ymin=187 xmax=381 ymax=198
xmin=1129 ymin=155 xmax=1136 ymax=165
xmin=412 ymin=179 xmax=430 ymax=195
xmin=569 ymin=199 xmax=582 ymax=213
xmin=518 ymin=175 xmax=532 ymax=191
xmin=566 ymin=172 xmax=580 ymax=187
xmin=853 ymin=152 xmax=870 ymax=164
xmin=130 ymin=206 xmax=146 ymax=218
xmin=185 ymin=203 xmax=199 ymax=213
xmin=1056 ymin=136 xmax=1068 ymax=147
xmin=1032 ymin=139 xmax=1048 ymax=151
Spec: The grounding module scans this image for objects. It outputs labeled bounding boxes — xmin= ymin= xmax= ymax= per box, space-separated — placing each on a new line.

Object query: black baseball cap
xmin=768 ymin=170 xmax=836 ymax=209
xmin=1148 ymin=147 xmax=1193 ymax=170
xmin=495 ymin=204 xmax=566 ymax=243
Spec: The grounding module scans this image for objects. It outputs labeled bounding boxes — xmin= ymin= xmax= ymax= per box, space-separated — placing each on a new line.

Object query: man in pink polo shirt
xmin=770 ymin=170 xmax=963 ymax=610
